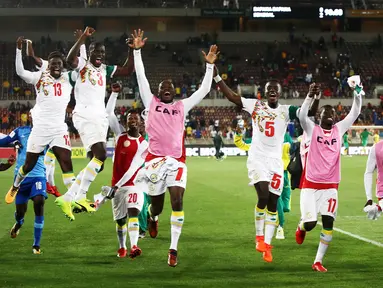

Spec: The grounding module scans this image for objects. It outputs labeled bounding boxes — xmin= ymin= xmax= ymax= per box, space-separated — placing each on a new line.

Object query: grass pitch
xmin=0 ymin=156 xmax=382 ymax=288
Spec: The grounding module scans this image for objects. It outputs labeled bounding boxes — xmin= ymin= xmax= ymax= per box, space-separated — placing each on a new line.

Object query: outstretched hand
xmin=129 ymin=29 xmax=147 ymax=50
xmin=16 ymin=36 xmax=24 ymax=50
xmin=74 ymin=29 xmax=83 ymax=40
xmin=308 ymin=83 xmax=321 ymax=98
xmin=202 ymin=45 xmax=220 ymax=64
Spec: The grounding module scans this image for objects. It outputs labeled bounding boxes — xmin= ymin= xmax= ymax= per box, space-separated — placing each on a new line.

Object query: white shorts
xmin=111 ymin=186 xmax=144 ymax=221
xmin=300 ymin=188 xmax=338 ymax=222
xmin=27 ymin=128 xmax=71 ymax=154
xmin=135 ymin=158 xmax=187 ymax=197
xmin=247 ymin=155 xmax=284 ymax=196
xmin=73 ymin=113 xmax=108 ymax=151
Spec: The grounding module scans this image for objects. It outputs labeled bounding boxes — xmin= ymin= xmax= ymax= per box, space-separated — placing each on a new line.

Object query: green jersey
xmin=361 ymin=130 xmax=371 ymax=141
xmin=343 ymin=134 xmax=349 ymax=144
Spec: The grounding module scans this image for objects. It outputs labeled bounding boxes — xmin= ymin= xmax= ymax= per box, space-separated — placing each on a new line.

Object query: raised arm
xmin=114 ymin=42 xmax=134 ymax=77
xmin=0 ymin=128 xmax=20 ymax=147
xmin=213 ymin=66 xmax=242 ymax=107
xmin=106 ymin=84 xmax=124 ymax=136
xmin=298 ymin=94 xmax=315 ymax=138
xmin=15 ymin=37 xmax=41 ymax=85
xmin=364 ymin=144 xmax=376 ymax=203
xmin=67 ymin=27 xmax=94 ymax=69
xmin=115 ymin=140 xmax=149 ymax=188
xmin=308 ymin=95 xmax=320 ymax=117
xmin=181 ymin=45 xmax=218 ymax=112
xmin=336 ymin=90 xmax=362 ymax=136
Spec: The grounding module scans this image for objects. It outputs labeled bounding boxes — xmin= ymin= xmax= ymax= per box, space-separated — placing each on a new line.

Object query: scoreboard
xmin=252 ymin=6 xmax=344 ymax=19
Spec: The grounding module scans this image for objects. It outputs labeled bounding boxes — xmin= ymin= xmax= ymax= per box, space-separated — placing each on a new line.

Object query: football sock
xmin=277 ymin=198 xmax=285 ymax=228
xmin=44 ymin=149 xmax=56 ymax=186
xmin=77 ymin=158 xmax=103 ymax=199
xmin=33 ymin=216 xmax=44 ymax=248
xmin=14 ymin=166 xmax=27 ymax=188
xmin=255 ymin=206 xmax=265 ymax=236
xmin=116 ymin=223 xmax=127 ymax=249
xmin=62 ymin=172 xmax=76 ymax=189
xmin=299 ymin=220 xmax=306 ymax=231
xmin=170 ymin=211 xmax=184 ymax=251
xmin=128 ymin=217 xmax=139 ymax=248
xmin=14 ymin=212 xmax=24 ymax=228
xmin=63 ymin=170 xmax=83 ymax=202
xmin=264 ymin=210 xmax=278 ymax=245
xmin=314 ymin=229 xmax=333 ymax=263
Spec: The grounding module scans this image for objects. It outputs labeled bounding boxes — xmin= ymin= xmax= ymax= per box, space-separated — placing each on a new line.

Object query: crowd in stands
xmin=3 ymin=31 xmax=383 ymax=101
xmin=2 ymin=100 xmax=383 ymax=141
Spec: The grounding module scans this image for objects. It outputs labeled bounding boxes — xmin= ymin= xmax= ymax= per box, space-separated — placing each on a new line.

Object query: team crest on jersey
xmin=124 ymin=140 xmax=130 ymax=147
xmin=36 ymin=72 xmax=55 ymax=96
xmin=251 ymin=101 xmax=277 ymax=133
xmin=150 ymin=174 xmax=158 ymax=182
xmin=80 ymin=65 xmax=101 ymax=86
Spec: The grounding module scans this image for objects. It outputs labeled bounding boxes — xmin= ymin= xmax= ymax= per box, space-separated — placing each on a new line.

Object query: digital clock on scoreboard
xmin=252 ymin=6 xmax=344 ymax=19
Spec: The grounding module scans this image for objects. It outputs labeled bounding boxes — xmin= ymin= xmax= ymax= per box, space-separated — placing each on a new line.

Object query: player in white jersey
xmin=56 ymin=27 xmax=134 ymax=221
xmin=5 ymin=37 xmax=76 ymax=205
xmin=25 ymin=33 xmax=88 ymax=198
xmin=215 ymin=69 xmax=319 ymax=262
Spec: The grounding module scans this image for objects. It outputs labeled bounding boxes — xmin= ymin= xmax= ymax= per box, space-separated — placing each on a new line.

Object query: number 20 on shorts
xmin=265 ymin=121 xmax=275 ymax=137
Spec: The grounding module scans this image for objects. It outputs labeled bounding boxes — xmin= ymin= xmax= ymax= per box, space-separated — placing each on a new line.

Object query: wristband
xmin=214 ymin=75 xmax=222 ymax=83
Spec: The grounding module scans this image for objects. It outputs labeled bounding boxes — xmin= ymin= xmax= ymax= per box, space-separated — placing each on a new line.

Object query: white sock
xmin=170 ymin=211 xmax=184 ymax=251
xmin=314 ymin=229 xmax=333 ymax=263
xmin=255 ymin=206 xmax=265 ymax=237
xmin=77 ymin=158 xmax=103 ymax=198
xmin=62 ymin=172 xmax=76 ymax=189
xmin=264 ymin=210 xmax=278 ymax=245
xmin=116 ymin=223 xmax=127 ymax=249
xmin=14 ymin=166 xmax=27 ymax=187
xmin=128 ymin=217 xmax=139 ymax=248
xmin=63 ymin=170 xmax=83 ymax=202
xmin=44 ymin=149 xmax=56 ymax=186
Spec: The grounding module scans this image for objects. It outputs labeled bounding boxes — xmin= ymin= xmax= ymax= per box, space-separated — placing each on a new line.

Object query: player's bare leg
xmin=262 ymin=193 xmax=279 ymax=262
xmin=312 ymin=215 xmax=333 ymax=272
xmin=6 ymin=152 xmax=40 ymax=204
xmin=254 ymin=182 xmax=269 ymax=253
xmin=32 ymin=195 xmax=45 ymax=254
xmin=127 ymin=207 xmax=142 ymax=259
xmin=167 ymin=186 xmax=185 ymax=267
xmin=52 ymin=146 xmax=75 ymax=193
xmin=148 ymin=194 xmax=165 ymax=238
xmin=115 ymin=217 xmax=128 ymax=258
xmin=11 ymin=203 xmax=28 ymax=238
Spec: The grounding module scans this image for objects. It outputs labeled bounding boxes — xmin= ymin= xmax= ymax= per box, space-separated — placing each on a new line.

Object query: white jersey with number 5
xmin=241 ymin=98 xmax=299 ymax=159
xmin=74 ymin=57 xmax=117 ymax=119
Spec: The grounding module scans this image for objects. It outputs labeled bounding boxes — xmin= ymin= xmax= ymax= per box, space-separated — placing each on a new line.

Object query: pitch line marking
xmin=318 ymin=222 xmax=383 ymax=248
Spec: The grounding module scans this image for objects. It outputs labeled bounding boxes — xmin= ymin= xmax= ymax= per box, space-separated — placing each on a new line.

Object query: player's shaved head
xmin=158 ymin=80 xmax=175 ymax=104
xmin=265 ymin=80 xmax=281 ymax=108
xmin=89 ymin=41 xmax=105 ymax=68
xmin=320 ymin=105 xmax=336 ymax=129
